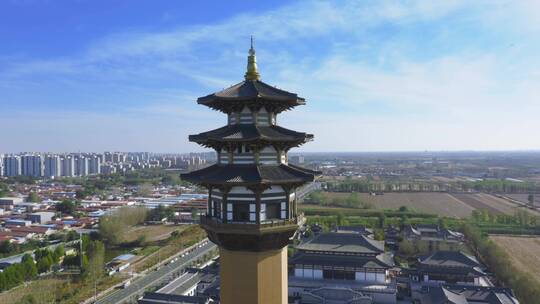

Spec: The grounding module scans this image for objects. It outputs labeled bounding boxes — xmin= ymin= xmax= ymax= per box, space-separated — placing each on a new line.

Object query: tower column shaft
xmin=219 ymin=247 xmax=287 ymax=304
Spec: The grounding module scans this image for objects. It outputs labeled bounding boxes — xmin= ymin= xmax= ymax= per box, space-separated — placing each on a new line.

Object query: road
xmin=156 ymin=271 xmax=199 ymax=294
xmin=94 ymin=241 xmax=217 ymax=304
xmin=296 ymin=181 xmax=321 ymax=201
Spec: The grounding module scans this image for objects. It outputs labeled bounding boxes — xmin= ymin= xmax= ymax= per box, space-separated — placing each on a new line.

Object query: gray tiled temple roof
xmin=290 ymin=252 xmax=395 ymax=269
xmin=418 ymin=251 xmax=481 ymax=268
xmin=296 ymin=232 xmax=385 ymax=254
xmin=421 ymin=285 xmax=520 ymax=304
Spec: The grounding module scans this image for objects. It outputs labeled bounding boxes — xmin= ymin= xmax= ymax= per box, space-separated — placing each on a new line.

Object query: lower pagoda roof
xmin=180 ymin=163 xmax=320 ymax=186
xmin=189 ymin=124 xmax=313 ymax=148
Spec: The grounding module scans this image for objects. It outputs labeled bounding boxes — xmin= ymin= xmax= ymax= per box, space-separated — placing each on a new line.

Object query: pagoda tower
xmin=181 ymin=40 xmax=319 ymax=304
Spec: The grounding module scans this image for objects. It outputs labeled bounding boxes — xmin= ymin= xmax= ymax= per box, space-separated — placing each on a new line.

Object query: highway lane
xmin=95 ymin=241 xmax=216 ymax=304
xmin=156 ymin=271 xmax=199 ymax=294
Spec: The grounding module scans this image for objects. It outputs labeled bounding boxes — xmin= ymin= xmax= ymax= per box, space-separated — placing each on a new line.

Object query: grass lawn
xmin=124 ymin=224 xmax=184 ymax=243
xmin=490 ymin=235 xmax=540 ymax=284
xmin=132 ymin=225 xmax=206 ymax=272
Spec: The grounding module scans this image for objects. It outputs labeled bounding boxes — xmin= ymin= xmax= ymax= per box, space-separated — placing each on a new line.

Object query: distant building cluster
xmin=0 ymin=152 xmax=210 ymax=178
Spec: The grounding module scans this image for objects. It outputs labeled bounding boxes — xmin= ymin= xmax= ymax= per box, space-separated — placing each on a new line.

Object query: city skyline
xmin=2 ymin=1 xmax=540 ymax=152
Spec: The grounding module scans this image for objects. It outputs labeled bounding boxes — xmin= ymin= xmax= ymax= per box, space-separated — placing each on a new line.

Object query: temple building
xmin=181 ymin=39 xmax=319 ymax=304
xmin=409 ymin=251 xmax=489 ymax=286
xmin=289 ymin=232 xmax=397 ymax=304
xmin=419 ymin=285 xmax=519 ymax=304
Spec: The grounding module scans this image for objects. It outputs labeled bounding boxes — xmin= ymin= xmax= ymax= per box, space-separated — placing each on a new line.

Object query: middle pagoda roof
xmin=189 ymin=124 xmax=313 ymax=148
xmin=197 ymin=79 xmax=305 ymax=113
xmin=181 ymin=163 xmax=319 ymax=186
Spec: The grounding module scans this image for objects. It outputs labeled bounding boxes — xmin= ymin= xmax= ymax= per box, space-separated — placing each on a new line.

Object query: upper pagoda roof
xmin=197 ymin=80 xmax=305 ymax=113
xmin=180 ymin=163 xmax=320 ymax=186
xmin=189 ymin=124 xmax=313 ymax=148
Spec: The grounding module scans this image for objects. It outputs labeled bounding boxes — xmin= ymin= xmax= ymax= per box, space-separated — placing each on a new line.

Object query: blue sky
xmin=1 ymin=0 xmax=540 ymax=153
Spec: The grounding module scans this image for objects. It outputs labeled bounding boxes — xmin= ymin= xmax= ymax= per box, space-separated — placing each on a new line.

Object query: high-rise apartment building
xmin=44 ymin=155 xmax=61 ymax=178
xmin=21 ymin=154 xmax=43 ymax=177
xmin=61 ymin=156 xmax=75 ymax=177
xmin=88 ymin=156 xmax=101 ymax=175
xmin=75 ymin=156 xmax=89 ymax=176
xmin=4 ymin=156 xmax=22 ymax=177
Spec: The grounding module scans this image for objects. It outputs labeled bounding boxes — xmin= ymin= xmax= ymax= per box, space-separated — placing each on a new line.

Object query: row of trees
xmin=323 ymin=179 xmax=540 ymax=194
xmin=0 ymin=245 xmax=64 ymax=292
xmin=471 ymin=208 xmax=540 ymax=228
xmin=146 ymin=204 xmax=175 ymax=222
xmin=0 ymin=254 xmax=37 ymax=291
xmin=99 ymin=206 xmax=147 ymax=245
xmin=463 ymin=224 xmax=540 ymax=301
xmin=307 ymin=191 xmax=373 ymax=209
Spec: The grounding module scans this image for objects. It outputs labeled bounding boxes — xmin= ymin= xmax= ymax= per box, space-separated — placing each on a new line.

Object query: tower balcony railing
xmin=200 ymin=213 xmax=305 ymax=234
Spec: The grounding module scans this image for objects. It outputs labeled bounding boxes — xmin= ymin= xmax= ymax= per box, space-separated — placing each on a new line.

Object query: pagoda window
xmin=214 ymin=199 xmax=222 ymax=219
xmin=232 ymin=203 xmax=250 ymax=222
xmin=280 ymin=202 xmax=287 ymax=219
xmin=233 ymin=144 xmax=255 ymax=164
xmin=218 ymin=149 xmax=229 ymax=164
xmin=228 ymin=113 xmax=237 ymax=125
xmin=266 ymin=203 xmax=280 ymax=220
xmin=258 ymin=146 xmax=278 ymax=164
xmin=249 ymin=203 xmax=256 ymax=222
xmin=260 ymin=203 xmax=266 ymax=221
xmin=227 ymin=203 xmax=233 ymax=221
xmin=256 ymin=108 xmax=270 ymax=126
xmin=239 ymin=107 xmax=253 ymax=124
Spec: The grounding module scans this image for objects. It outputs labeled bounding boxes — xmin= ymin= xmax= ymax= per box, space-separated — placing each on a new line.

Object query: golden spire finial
xmin=245 ymin=35 xmax=260 ymax=81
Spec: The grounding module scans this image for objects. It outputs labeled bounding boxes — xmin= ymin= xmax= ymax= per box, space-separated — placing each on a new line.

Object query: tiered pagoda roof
xmin=181 ymin=39 xmax=319 ymax=188
xmin=197 ymin=79 xmax=305 ymax=113
xmin=189 ymin=124 xmax=313 ymax=148
xmin=181 ymin=163 xmax=318 ymax=186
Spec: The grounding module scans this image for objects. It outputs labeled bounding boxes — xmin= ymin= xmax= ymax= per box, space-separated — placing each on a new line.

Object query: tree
xmin=21 ymin=254 xmax=37 ymax=280
xmin=56 ymin=200 xmax=76 ymax=215
xmin=99 ymin=215 xmax=125 ymax=245
xmin=336 ymin=213 xmax=346 ymax=226
xmin=438 ymin=217 xmax=448 ymax=229
xmin=85 ymin=240 xmax=105 ymax=284
xmin=53 ymin=245 xmax=65 ymax=263
xmin=378 ymin=213 xmax=386 ymax=228
xmin=398 ymin=206 xmax=409 ymax=212
xmin=27 ymin=192 xmax=41 ymax=203
xmin=398 ymin=239 xmax=415 ymax=257
xmin=147 ymin=204 xmax=174 ymax=222
xmin=191 ymin=208 xmax=199 ymax=221
xmin=0 ymin=240 xmax=14 ymax=254
xmin=137 ymin=183 xmax=154 ymax=197
xmin=374 ymin=229 xmax=385 ymax=241
xmin=37 ymin=256 xmax=52 ymax=273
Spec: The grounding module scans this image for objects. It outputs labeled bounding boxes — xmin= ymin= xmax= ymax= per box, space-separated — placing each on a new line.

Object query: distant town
xmin=1 ymin=151 xmax=540 ymax=303
xmin=0 ymin=152 xmax=211 ymax=177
